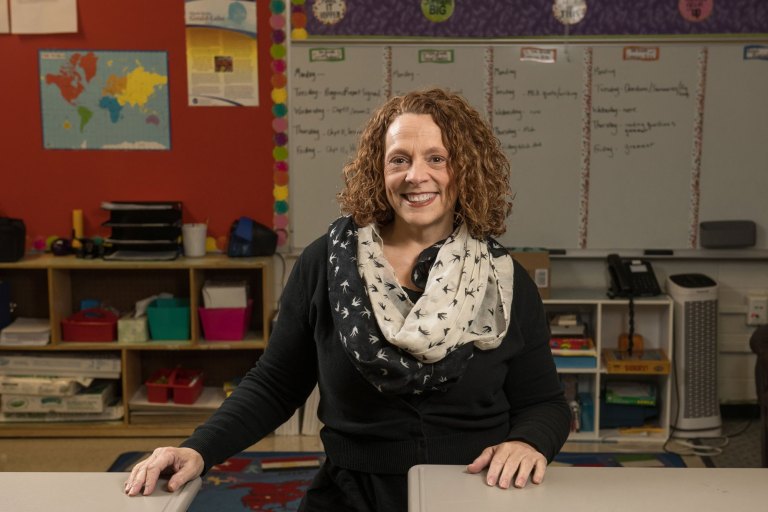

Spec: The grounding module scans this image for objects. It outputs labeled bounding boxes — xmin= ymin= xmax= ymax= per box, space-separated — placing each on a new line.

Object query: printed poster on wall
xmin=1 ymin=0 xmax=9 ymax=33
xmin=39 ymin=50 xmax=170 ymax=150
xmin=184 ymin=0 xmax=259 ymax=106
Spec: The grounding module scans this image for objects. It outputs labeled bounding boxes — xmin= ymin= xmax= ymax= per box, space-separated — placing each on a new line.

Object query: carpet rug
xmin=109 ymin=450 xmax=686 ymax=511
xmin=109 ymin=451 xmax=326 ymax=512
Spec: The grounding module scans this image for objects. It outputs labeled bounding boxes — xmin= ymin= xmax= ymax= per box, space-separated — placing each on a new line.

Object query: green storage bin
xmin=147 ymin=298 xmax=190 ymax=340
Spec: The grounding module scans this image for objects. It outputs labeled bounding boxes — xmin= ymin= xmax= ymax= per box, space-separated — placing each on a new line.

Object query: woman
xmin=126 ymin=88 xmax=571 ymax=511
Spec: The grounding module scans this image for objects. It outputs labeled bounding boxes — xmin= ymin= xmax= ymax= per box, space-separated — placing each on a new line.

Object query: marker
xmin=548 ymin=249 xmax=567 ymax=255
xmin=644 ymin=249 xmax=674 ymax=256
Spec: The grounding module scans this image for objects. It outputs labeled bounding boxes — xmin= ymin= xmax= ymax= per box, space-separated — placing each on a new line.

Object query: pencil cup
xmin=182 ymin=223 xmax=207 ymax=258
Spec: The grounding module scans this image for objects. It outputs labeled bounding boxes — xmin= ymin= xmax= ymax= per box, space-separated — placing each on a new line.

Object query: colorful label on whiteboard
xmin=744 ymin=45 xmax=768 ymax=61
xmin=313 ymin=0 xmax=346 ymax=26
xmin=623 ymin=46 xmax=660 ymax=61
xmin=421 ymin=0 xmax=455 ymax=23
xmin=309 ymin=48 xmax=345 ymax=62
xmin=520 ymin=47 xmax=557 ymax=63
xmin=678 ymin=0 xmax=713 ymax=23
xmin=418 ymin=49 xmax=454 ymax=63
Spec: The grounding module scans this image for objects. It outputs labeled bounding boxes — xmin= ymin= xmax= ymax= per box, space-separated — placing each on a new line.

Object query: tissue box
xmin=118 ymin=315 xmax=148 ymax=343
xmin=202 ymin=281 xmax=249 ymax=308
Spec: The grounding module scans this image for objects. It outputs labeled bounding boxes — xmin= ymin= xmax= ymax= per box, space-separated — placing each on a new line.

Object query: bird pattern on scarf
xmin=327 ymin=216 xmax=514 ymax=395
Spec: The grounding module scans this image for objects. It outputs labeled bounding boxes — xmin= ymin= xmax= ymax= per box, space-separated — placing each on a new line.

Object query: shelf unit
xmin=0 ymin=254 xmax=274 ymax=437
xmin=543 ymin=289 xmax=674 ymax=443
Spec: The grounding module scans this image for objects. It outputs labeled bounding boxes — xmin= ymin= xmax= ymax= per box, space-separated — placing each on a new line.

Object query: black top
xmin=182 ymin=235 xmax=571 ymax=475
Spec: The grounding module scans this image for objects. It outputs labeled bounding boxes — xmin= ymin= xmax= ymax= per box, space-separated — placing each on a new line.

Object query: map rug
xmin=109 ymin=450 xmax=686 ymax=511
xmin=109 ymin=451 xmax=325 ymax=512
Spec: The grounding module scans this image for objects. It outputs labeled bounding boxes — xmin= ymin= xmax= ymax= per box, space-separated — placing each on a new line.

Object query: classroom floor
xmin=0 ymin=435 xmax=324 ymax=472
xmin=0 ymin=435 xmax=710 ymax=472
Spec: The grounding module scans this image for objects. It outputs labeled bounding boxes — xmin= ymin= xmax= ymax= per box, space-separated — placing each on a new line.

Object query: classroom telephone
xmin=606 ymin=253 xmax=661 ymax=298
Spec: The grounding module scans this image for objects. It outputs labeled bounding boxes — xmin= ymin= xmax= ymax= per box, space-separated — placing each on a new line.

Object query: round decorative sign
xmin=420 ymin=0 xmax=455 ymax=23
xmin=552 ymin=0 xmax=587 ymax=25
xmin=679 ymin=0 xmax=714 ymax=22
xmin=313 ymin=0 xmax=346 ymax=26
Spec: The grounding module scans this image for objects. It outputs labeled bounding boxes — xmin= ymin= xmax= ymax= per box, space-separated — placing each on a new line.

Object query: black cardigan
xmin=182 ymin=236 xmax=571 ymax=474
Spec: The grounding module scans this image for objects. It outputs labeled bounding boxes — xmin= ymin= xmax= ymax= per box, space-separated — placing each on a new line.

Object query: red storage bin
xmin=145 ymin=368 xmax=174 ymax=403
xmin=61 ymin=308 xmax=118 ymax=342
xmin=198 ymin=300 xmax=253 ymax=341
xmin=171 ymin=369 xmax=204 ymax=404
xmin=145 ymin=368 xmax=204 ymax=404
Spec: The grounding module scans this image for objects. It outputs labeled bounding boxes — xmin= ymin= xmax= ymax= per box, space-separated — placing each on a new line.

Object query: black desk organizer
xmin=101 ymin=201 xmax=182 ymax=260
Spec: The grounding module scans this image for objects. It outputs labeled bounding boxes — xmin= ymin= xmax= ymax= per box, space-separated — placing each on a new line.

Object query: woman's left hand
xmin=466 ymin=440 xmax=547 ymax=489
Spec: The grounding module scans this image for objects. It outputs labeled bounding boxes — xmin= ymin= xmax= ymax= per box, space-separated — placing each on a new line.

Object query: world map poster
xmin=39 ymin=50 xmax=170 ymax=150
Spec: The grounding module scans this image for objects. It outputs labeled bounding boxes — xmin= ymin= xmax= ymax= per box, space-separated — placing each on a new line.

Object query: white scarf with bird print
xmin=327 ymin=216 xmax=514 ymax=395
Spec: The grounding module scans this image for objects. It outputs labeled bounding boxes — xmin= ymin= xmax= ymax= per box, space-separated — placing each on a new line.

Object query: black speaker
xmin=699 ymin=220 xmax=756 ymax=248
xmin=0 ymin=217 xmax=25 ymax=262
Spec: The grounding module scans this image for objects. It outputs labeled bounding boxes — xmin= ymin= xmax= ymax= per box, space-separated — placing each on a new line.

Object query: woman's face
xmin=383 ymin=113 xmax=457 ymax=239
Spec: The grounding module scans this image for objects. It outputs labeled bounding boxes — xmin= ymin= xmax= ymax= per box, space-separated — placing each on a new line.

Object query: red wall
xmin=0 ymin=0 xmax=275 ymax=250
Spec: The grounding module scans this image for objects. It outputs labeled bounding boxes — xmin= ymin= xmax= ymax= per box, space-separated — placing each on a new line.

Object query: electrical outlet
xmin=747 ymin=295 xmax=768 ymax=326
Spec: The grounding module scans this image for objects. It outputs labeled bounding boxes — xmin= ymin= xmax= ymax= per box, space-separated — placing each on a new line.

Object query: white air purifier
xmin=667 ymin=273 xmax=722 ymax=438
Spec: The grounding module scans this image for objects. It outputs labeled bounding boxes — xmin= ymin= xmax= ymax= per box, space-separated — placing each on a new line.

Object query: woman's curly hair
xmin=337 ymin=88 xmax=512 ymax=239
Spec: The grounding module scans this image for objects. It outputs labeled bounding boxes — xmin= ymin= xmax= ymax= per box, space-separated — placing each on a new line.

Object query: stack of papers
xmin=0 ymin=317 xmax=51 ymax=346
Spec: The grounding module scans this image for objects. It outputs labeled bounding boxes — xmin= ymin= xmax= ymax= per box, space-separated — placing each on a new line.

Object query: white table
xmin=0 ymin=472 xmax=201 ymax=512
xmin=408 ymin=465 xmax=768 ymax=512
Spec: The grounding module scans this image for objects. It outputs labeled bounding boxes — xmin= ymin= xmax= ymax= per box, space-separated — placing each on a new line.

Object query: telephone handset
xmin=606 ymin=253 xmax=661 ymax=298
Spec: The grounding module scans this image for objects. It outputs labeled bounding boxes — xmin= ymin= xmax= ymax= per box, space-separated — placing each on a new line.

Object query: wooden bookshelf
xmin=0 ymin=254 xmax=274 ymax=437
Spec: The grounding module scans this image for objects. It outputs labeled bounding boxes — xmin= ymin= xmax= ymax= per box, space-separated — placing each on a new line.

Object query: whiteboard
xmin=288 ymin=42 xmax=768 ymax=251
xmin=390 ymin=46 xmax=488 ymax=114
xmin=586 ymin=45 xmax=701 ymax=250
xmin=493 ymin=45 xmax=585 ymax=249
xmin=289 ymin=46 xmax=386 ymax=248
xmin=699 ymin=45 xmax=768 ymax=250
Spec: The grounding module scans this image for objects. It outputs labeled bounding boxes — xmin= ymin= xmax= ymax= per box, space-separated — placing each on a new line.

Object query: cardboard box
xmin=202 ymin=281 xmax=249 ymax=308
xmin=1 ymin=380 xmax=115 ymax=413
xmin=509 ymin=251 xmax=550 ymax=299
xmin=602 ymin=348 xmax=670 ymax=374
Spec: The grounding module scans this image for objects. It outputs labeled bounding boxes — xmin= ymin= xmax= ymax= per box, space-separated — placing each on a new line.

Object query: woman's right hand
xmin=124 ymin=446 xmax=204 ymax=497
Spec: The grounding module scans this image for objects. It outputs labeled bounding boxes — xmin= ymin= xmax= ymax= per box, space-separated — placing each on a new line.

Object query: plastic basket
xmin=145 ymin=368 xmax=204 ymax=404
xmin=147 ymin=298 xmax=190 ymax=340
xmin=199 ymin=300 xmax=253 ymax=341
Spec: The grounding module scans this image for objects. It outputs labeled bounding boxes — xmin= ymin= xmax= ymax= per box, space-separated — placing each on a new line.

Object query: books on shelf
xmin=1 ymin=380 xmax=115 ymax=413
xmin=0 ymin=317 xmax=51 ymax=346
xmin=549 ymin=312 xmax=587 ymax=336
xmin=0 ymin=375 xmax=93 ymax=396
xmin=549 ymin=323 xmax=586 ymax=337
xmin=550 ymin=337 xmax=596 ymax=356
xmin=0 ymin=353 xmax=121 ymax=379
xmin=551 ymin=313 xmax=579 ymax=326
xmin=0 ymin=400 xmax=124 ymax=423
xmin=605 ymin=381 xmax=658 ymax=406
xmin=553 ymin=355 xmax=597 ymax=369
